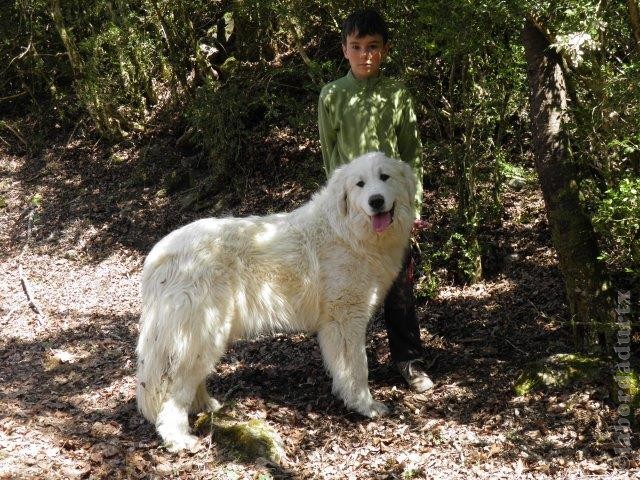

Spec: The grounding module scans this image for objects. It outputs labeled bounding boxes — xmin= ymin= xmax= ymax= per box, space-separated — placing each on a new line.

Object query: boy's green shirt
xmin=318 ymin=70 xmax=423 ymax=214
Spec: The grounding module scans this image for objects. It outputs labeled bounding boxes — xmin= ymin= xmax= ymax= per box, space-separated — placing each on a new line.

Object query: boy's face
xmin=342 ymin=32 xmax=389 ymax=80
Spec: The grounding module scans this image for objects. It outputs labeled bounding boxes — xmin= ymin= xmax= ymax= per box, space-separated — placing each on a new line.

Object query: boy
xmin=318 ymin=9 xmax=433 ymax=392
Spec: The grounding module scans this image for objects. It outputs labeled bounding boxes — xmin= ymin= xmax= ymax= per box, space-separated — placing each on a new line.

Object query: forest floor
xmin=0 ymin=124 xmax=638 ymax=479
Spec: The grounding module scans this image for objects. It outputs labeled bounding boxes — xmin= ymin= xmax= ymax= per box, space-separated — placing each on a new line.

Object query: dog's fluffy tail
xmin=136 ymin=248 xmax=228 ymax=423
xmin=136 ymin=279 xmax=169 ymax=423
xmin=136 ymin=316 xmax=166 ymax=423
xmin=136 ymin=253 xmax=185 ymax=423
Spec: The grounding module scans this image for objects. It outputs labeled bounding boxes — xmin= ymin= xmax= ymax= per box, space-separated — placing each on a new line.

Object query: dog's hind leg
xmin=189 ymin=310 xmax=232 ymax=415
xmin=318 ymin=318 xmax=389 ymax=418
xmin=156 ymin=371 xmax=202 ymax=452
xmin=154 ymin=303 xmax=227 ymax=451
xmin=156 ymin=338 xmax=229 ymax=450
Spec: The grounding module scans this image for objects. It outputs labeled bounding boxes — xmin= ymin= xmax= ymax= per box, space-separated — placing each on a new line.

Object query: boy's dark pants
xmin=383 ymin=247 xmax=424 ymax=362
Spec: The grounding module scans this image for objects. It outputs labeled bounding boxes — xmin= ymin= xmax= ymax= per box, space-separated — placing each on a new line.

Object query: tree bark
xmin=521 ymin=17 xmax=614 ymax=352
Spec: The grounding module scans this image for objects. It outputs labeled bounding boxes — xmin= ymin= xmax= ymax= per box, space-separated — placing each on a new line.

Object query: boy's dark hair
xmin=341 ymin=9 xmax=389 ymax=45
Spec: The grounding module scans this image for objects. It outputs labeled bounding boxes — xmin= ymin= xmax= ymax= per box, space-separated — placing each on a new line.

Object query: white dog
xmin=136 ymin=152 xmax=417 ymax=451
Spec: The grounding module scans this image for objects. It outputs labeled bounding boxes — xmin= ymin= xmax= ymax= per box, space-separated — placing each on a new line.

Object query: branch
xmin=525 ymin=13 xmax=577 ymax=72
xmin=19 ymin=265 xmax=44 ymax=321
xmin=1 ymin=42 xmax=32 ymax=78
xmin=525 ymin=13 xmax=556 ymax=45
xmin=17 ymin=209 xmax=46 ymax=327
xmin=0 ymin=91 xmax=27 ymax=103
xmin=50 ymin=0 xmax=84 ymax=77
xmin=0 ymin=121 xmax=28 ymax=148
xmin=281 ymin=17 xmax=321 ymax=86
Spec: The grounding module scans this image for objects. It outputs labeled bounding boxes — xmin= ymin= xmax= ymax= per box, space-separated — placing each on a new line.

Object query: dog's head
xmin=328 ymin=152 xmax=417 ymax=243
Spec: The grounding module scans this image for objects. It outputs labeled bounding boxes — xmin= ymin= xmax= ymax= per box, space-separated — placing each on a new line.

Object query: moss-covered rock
xmin=194 ymin=412 xmax=285 ymax=464
xmin=514 ymin=353 xmax=606 ymax=396
xmin=610 ymin=370 xmax=640 ymax=423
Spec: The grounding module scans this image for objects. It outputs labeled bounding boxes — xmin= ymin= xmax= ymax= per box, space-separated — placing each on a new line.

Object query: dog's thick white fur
xmin=136 ymin=152 xmax=417 ymax=451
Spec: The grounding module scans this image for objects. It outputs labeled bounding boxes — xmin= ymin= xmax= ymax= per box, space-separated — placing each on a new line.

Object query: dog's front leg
xmin=317 ymin=318 xmax=389 ymax=418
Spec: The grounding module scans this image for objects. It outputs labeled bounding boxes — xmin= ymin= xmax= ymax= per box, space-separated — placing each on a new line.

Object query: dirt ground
xmin=0 ymin=132 xmax=638 ymax=479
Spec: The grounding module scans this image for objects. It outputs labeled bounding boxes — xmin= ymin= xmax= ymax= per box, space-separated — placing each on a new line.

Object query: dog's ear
xmin=338 ymin=188 xmax=348 ymax=216
xmin=399 ymin=160 xmax=417 ymax=204
xmin=328 ymin=165 xmax=349 ymax=217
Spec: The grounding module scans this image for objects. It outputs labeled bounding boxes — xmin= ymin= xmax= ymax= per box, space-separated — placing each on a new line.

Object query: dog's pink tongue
xmin=372 ymin=212 xmax=392 ymax=233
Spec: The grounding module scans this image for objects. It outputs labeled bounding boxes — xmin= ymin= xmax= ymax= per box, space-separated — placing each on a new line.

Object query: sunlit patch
xmin=254 ymin=222 xmax=278 ymax=245
xmin=437 ymin=278 xmax=516 ymax=302
xmin=259 ymin=283 xmax=274 ymax=301
xmin=67 ymin=374 xmax=137 ymax=412
xmin=369 ymin=288 xmax=379 ymax=307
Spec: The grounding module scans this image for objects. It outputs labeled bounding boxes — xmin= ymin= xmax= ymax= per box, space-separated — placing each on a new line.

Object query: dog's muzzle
xmin=369 ymin=195 xmax=395 ymax=233
xmin=368 ymin=194 xmax=386 ymax=212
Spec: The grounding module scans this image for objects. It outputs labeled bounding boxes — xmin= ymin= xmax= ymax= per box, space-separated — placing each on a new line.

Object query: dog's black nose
xmin=368 ymin=194 xmax=385 ymax=211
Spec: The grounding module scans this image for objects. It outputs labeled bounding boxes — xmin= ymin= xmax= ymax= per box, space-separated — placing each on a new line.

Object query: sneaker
xmin=397 ymin=360 xmax=434 ymax=392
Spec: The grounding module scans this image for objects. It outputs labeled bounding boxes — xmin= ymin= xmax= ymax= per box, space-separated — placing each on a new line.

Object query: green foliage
xmin=499 ymin=160 xmax=537 ymax=188
xmin=593 ymin=178 xmax=640 ymax=279
xmin=0 ymin=0 xmax=638 ymax=294
xmin=30 ymin=193 xmax=44 ymax=208
xmin=443 ymin=231 xmax=483 ymax=284
xmin=185 ymin=60 xmax=317 ymax=178
xmin=415 ymin=248 xmax=440 ymax=301
xmin=415 ymin=270 xmax=440 ymax=302
xmin=401 ymin=2 xmax=529 ymax=282
xmin=77 ymin=17 xmax=161 ymax=136
xmin=187 ymin=77 xmax=249 ymax=176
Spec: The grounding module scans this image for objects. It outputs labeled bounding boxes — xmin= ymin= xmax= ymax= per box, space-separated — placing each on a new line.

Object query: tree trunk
xmin=50 ymin=0 xmax=83 ymax=78
xmin=521 ymin=18 xmax=614 ymax=352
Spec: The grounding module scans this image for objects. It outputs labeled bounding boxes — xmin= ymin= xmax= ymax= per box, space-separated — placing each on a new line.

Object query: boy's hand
xmin=412 ymin=218 xmax=431 ymax=233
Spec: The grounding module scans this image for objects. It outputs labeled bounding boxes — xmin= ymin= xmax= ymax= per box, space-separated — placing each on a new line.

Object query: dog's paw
xmin=357 ymin=400 xmax=390 ymax=418
xmin=191 ymin=395 xmax=222 ymax=414
xmin=204 ymin=397 xmax=222 ymax=413
xmin=165 ymin=434 xmax=201 ymax=453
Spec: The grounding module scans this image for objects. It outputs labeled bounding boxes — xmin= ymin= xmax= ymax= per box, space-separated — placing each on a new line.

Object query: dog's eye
xmin=356 ymin=180 xmax=365 ymax=188
xmin=380 ymin=174 xmax=390 ymax=181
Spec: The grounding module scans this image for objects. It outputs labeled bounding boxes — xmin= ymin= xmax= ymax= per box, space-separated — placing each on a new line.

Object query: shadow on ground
xmin=0 ymin=128 xmax=629 ymax=477
xmin=2 ymin=123 xmax=324 ymax=265
xmin=0 ymin=252 xmax=617 ymax=478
